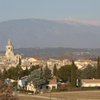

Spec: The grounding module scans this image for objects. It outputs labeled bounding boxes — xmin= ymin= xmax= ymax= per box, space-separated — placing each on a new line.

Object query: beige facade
xmin=81 ymin=79 xmax=100 ymax=87
xmin=5 ymin=40 xmax=15 ymax=61
xmin=5 ymin=40 xmax=21 ymax=64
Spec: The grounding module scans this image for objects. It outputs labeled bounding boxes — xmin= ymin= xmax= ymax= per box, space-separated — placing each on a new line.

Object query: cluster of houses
xmin=0 ymin=40 xmax=97 ymax=71
xmin=5 ymin=77 xmax=58 ymax=93
xmin=0 ymin=40 xmax=100 ymax=94
xmin=5 ymin=77 xmax=100 ymax=94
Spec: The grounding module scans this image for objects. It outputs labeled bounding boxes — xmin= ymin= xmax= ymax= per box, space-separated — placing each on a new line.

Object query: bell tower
xmin=5 ymin=39 xmax=15 ymax=61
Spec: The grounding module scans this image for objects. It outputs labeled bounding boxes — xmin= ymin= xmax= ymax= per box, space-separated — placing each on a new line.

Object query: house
xmin=26 ymin=82 xmax=36 ymax=93
xmin=81 ymin=79 xmax=100 ymax=87
xmin=48 ymin=78 xmax=57 ymax=90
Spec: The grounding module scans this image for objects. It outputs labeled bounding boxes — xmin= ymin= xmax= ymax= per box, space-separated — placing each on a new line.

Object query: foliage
xmin=53 ymin=64 xmax=58 ymax=76
xmin=18 ymin=58 xmax=21 ymax=66
xmin=0 ymin=70 xmax=2 ymax=79
xmin=44 ymin=65 xmax=52 ymax=81
xmin=70 ymin=60 xmax=78 ymax=87
xmin=7 ymin=65 xmax=23 ymax=80
xmin=78 ymin=64 xmax=96 ymax=79
xmin=57 ymin=65 xmax=71 ymax=82
xmin=21 ymin=67 xmax=30 ymax=77
xmin=29 ymin=65 xmax=40 ymax=73
xmin=96 ymin=56 xmax=100 ymax=79
xmin=2 ymin=68 xmax=8 ymax=79
xmin=1 ymin=65 xmax=40 ymax=80
xmin=28 ymin=68 xmax=46 ymax=88
xmin=2 ymin=66 xmax=22 ymax=80
xmin=6 ymin=67 xmax=18 ymax=79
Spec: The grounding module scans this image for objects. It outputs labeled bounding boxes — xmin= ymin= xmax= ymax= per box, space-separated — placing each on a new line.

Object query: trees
xmin=57 ymin=65 xmax=71 ymax=82
xmin=79 ymin=64 xmax=96 ymax=79
xmin=57 ymin=61 xmax=78 ymax=87
xmin=13 ymin=64 xmax=23 ymax=80
xmin=2 ymin=68 xmax=8 ymax=79
xmin=21 ymin=67 xmax=30 ymax=77
xmin=96 ymin=56 xmax=100 ymax=79
xmin=0 ymin=70 xmax=2 ymax=79
xmin=53 ymin=64 xmax=58 ymax=76
xmin=2 ymin=65 xmax=23 ymax=80
xmin=28 ymin=65 xmax=52 ymax=90
xmin=70 ymin=60 xmax=78 ymax=87
xmin=28 ymin=68 xmax=46 ymax=88
xmin=44 ymin=65 xmax=52 ymax=81
xmin=29 ymin=65 xmax=40 ymax=73
xmin=1 ymin=64 xmax=40 ymax=80
xmin=6 ymin=67 xmax=18 ymax=79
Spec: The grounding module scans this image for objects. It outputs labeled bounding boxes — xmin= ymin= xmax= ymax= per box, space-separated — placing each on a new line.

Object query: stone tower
xmin=5 ymin=40 xmax=15 ymax=61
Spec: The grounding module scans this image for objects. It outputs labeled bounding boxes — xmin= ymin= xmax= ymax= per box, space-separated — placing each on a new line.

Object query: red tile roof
xmin=49 ymin=79 xmax=57 ymax=84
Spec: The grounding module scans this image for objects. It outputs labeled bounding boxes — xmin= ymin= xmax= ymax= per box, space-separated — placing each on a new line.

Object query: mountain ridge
xmin=0 ymin=18 xmax=100 ymax=50
xmin=1 ymin=47 xmax=100 ymax=59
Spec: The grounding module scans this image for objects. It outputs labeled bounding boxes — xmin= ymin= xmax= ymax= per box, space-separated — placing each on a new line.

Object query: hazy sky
xmin=0 ymin=0 xmax=100 ymax=22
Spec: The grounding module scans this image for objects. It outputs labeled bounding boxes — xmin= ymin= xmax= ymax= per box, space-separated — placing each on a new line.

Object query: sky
xmin=0 ymin=0 xmax=100 ymax=22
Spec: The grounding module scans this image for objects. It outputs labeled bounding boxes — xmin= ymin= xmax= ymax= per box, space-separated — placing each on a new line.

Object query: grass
xmin=18 ymin=90 xmax=100 ymax=100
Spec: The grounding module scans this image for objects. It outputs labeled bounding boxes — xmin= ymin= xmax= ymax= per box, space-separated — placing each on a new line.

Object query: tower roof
xmin=7 ymin=39 xmax=13 ymax=45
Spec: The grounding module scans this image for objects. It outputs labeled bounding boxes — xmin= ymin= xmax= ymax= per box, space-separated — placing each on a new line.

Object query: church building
xmin=5 ymin=40 xmax=21 ymax=64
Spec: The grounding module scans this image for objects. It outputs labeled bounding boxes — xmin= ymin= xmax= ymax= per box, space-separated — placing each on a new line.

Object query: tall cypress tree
xmin=44 ymin=65 xmax=52 ymax=81
xmin=70 ymin=60 xmax=77 ymax=87
xmin=96 ymin=56 xmax=100 ymax=79
xmin=2 ymin=68 xmax=7 ymax=79
xmin=53 ymin=64 xmax=57 ymax=76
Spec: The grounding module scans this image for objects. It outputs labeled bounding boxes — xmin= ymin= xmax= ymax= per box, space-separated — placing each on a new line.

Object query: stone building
xmin=5 ymin=39 xmax=21 ymax=64
xmin=5 ymin=40 xmax=15 ymax=61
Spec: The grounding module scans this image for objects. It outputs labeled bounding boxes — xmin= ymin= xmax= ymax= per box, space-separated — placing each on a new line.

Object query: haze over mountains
xmin=0 ymin=18 xmax=100 ymax=51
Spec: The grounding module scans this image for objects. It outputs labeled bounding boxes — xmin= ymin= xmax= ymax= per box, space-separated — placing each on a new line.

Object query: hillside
xmin=0 ymin=18 xmax=100 ymax=50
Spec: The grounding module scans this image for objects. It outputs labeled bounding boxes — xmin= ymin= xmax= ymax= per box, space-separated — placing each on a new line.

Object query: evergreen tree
xmin=6 ymin=67 xmax=17 ymax=79
xmin=2 ymin=68 xmax=7 ymax=79
xmin=53 ymin=64 xmax=58 ymax=76
xmin=96 ymin=56 xmax=100 ymax=79
xmin=44 ymin=65 xmax=52 ymax=81
xmin=21 ymin=67 xmax=30 ymax=77
xmin=18 ymin=57 xmax=21 ymax=66
xmin=4 ymin=65 xmax=23 ymax=80
xmin=28 ymin=68 xmax=46 ymax=88
xmin=0 ymin=70 xmax=3 ymax=79
xmin=80 ymin=64 xmax=96 ymax=79
xmin=29 ymin=65 xmax=40 ymax=73
xmin=15 ymin=64 xmax=23 ymax=79
xmin=57 ymin=65 xmax=71 ymax=82
xmin=70 ymin=60 xmax=77 ymax=87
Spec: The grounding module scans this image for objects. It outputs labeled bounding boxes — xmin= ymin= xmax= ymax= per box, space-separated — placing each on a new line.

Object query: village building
xmin=48 ymin=78 xmax=58 ymax=90
xmin=81 ymin=79 xmax=100 ymax=87
xmin=0 ymin=40 xmax=21 ymax=71
xmin=5 ymin=39 xmax=21 ymax=63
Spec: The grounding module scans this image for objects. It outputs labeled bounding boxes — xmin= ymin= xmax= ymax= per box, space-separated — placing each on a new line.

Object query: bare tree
xmin=0 ymin=80 xmax=18 ymax=100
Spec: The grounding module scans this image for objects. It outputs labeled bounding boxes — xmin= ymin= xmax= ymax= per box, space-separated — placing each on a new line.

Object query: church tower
xmin=5 ymin=40 xmax=15 ymax=61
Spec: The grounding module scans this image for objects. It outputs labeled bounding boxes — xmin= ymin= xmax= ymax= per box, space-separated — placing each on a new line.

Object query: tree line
xmin=0 ymin=57 xmax=100 ymax=88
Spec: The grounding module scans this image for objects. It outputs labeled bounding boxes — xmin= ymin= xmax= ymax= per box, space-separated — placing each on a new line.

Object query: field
xmin=18 ymin=90 xmax=100 ymax=100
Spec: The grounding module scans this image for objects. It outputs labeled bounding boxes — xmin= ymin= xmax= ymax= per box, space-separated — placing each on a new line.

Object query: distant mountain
xmin=0 ymin=18 xmax=100 ymax=50
xmin=14 ymin=47 xmax=100 ymax=59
